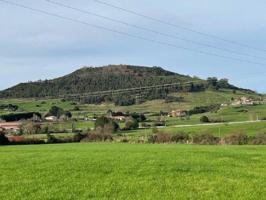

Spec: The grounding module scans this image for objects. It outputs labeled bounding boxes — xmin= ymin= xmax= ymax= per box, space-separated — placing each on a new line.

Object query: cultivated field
xmin=1 ymin=143 xmax=266 ymax=200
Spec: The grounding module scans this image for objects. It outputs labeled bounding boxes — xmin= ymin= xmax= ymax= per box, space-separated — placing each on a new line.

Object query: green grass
xmin=0 ymin=143 xmax=266 ymax=200
xmin=0 ymin=89 xmax=261 ymax=115
xmin=124 ymin=121 xmax=266 ymax=138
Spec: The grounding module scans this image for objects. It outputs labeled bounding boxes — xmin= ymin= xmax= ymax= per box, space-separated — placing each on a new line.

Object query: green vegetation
xmin=0 ymin=65 xmax=251 ymax=105
xmin=0 ymin=143 xmax=266 ymax=200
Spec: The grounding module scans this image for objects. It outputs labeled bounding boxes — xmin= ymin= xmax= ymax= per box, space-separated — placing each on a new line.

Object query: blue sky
xmin=0 ymin=0 xmax=266 ymax=92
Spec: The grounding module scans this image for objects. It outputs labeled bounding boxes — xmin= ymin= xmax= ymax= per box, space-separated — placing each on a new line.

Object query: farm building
xmin=110 ymin=116 xmax=127 ymax=121
xmin=231 ymin=97 xmax=254 ymax=106
xmin=0 ymin=122 xmax=22 ymax=131
xmin=45 ymin=116 xmax=58 ymax=122
xmin=168 ymin=109 xmax=188 ymax=117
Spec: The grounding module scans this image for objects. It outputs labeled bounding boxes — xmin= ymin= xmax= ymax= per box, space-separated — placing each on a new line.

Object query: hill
xmin=0 ymin=65 xmax=252 ymax=105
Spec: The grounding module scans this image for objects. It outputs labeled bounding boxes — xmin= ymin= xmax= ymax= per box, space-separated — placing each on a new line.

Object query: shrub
xmin=251 ymin=132 xmax=266 ymax=145
xmin=189 ymin=104 xmax=220 ymax=115
xmin=193 ymin=133 xmax=220 ymax=145
xmin=22 ymin=122 xmax=42 ymax=135
xmin=148 ymin=133 xmax=171 ymax=143
xmin=171 ymin=132 xmax=189 ymax=143
xmin=200 ymin=116 xmax=210 ymax=123
xmin=8 ymin=136 xmax=45 ymax=145
xmin=124 ymin=118 xmax=139 ymax=130
xmin=152 ymin=121 xmax=166 ymax=127
xmin=82 ymin=133 xmax=113 ymax=142
xmin=152 ymin=127 xmax=159 ymax=134
xmin=120 ymin=137 xmax=129 ymax=143
xmin=0 ymin=131 xmax=9 ymax=145
xmin=0 ymin=112 xmax=41 ymax=122
xmin=224 ymin=133 xmax=249 ymax=145
xmin=95 ymin=116 xmax=119 ymax=133
xmin=73 ymin=133 xmax=87 ymax=142
xmin=73 ymin=106 xmax=80 ymax=111
xmin=46 ymin=134 xmax=59 ymax=144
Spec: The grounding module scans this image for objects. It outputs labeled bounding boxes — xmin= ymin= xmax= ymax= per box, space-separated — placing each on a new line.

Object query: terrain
xmin=0 ymin=65 xmax=249 ymax=105
xmin=1 ymin=143 xmax=266 ymax=200
xmin=0 ymin=65 xmax=266 ymax=200
xmin=0 ymin=66 xmax=265 ymax=141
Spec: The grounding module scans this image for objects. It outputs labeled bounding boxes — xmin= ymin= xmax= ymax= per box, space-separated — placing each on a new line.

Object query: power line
xmin=59 ymin=80 xmax=206 ymax=99
xmin=93 ymin=0 xmax=266 ymax=53
xmin=1 ymin=0 xmax=266 ymax=67
xmin=23 ymin=80 xmax=205 ymax=100
xmin=44 ymin=0 xmax=266 ymax=61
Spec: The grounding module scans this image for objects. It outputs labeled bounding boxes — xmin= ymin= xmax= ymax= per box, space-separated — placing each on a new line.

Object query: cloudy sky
xmin=1 ymin=0 xmax=266 ymax=92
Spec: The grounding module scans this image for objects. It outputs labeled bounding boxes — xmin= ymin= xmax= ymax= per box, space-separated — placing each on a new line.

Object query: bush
xmin=11 ymin=139 xmax=45 ymax=145
xmin=152 ymin=127 xmax=159 ymax=134
xmin=73 ymin=133 xmax=87 ymax=142
xmin=22 ymin=122 xmax=42 ymax=135
xmin=82 ymin=133 xmax=113 ymax=142
xmin=95 ymin=116 xmax=119 ymax=133
xmin=224 ymin=133 xmax=248 ymax=145
xmin=120 ymin=137 xmax=129 ymax=143
xmin=0 ymin=131 xmax=9 ymax=145
xmin=148 ymin=133 xmax=171 ymax=143
xmin=0 ymin=112 xmax=41 ymax=122
xmin=124 ymin=118 xmax=139 ymax=130
xmin=251 ymin=132 xmax=266 ymax=145
xmin=8 ymin=136 xmax=45 ymax=145
xmin=171 ymin=132 xmax=189 ymax=143
xmin=152 ymin=121 xmax=166 ymax=127
xmin=46 ymin=134 xmax=59 ymax=144
xmin=193 ymin=133 xmax=220 ymax=145
xmin=189 ymin=104 xmax=220 ymax=115
xmin=200 ymin=116 xmax=209 ymax=123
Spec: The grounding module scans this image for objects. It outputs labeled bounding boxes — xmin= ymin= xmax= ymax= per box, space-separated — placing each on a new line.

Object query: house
xmin=240 ymin=97 xmax=254 ymax=105
xmin=231 ymin=97 xmax=254 ymax=106
xmin=45 ymin=116 xmax=57 ymax=122
xmin=168 ymin=109 xmax=188 ymax=117
xmin=0 ymin=122 xmax=22 ymax=131
xmin=110 ymin=116 xmax=127 ymax=121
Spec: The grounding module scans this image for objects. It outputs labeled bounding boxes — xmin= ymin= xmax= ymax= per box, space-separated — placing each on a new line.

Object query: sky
xmin=0 ymin=0 xmax=266 ymax=93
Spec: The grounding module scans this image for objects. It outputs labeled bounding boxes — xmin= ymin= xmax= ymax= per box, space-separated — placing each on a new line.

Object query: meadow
xmin=0 ymin=143 xmax=266 ymax=200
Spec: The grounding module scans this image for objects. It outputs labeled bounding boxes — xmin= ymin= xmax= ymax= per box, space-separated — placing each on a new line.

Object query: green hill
xmin=0 ymin=65 xmax=253 ymax=105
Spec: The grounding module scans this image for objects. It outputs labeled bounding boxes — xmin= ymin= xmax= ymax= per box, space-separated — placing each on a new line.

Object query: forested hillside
xmin=0 ymin=65 xmax=251 ymax=105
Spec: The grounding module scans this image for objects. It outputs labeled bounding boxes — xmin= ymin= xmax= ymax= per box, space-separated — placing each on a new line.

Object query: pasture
xmin=0 ymin=143 xmax=266 ymax=200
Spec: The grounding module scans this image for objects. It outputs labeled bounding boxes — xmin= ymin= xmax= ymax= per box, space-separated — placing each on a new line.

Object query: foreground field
xmin=1 ymin=144 xmax=266 ymax=199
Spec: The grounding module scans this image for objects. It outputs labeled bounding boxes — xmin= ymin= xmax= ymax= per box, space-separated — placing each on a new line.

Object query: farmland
xmin=0 ymin=143 xmax=266 ymax=200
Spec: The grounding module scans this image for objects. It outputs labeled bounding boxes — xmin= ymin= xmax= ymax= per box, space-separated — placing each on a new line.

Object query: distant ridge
xmin=0 ymin=65 xmax=254 ymax=104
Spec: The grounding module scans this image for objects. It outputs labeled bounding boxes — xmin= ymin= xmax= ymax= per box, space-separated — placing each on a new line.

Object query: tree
xmin=65 ymin=111 xmax=72 ymax=119
xmin=95 ymin=116 xmax=119 ymax=133
xmin=48 ymin=106 xmax=64 ymax=118
xmin=22 ymin=122 xmax=42 ymax=135
xmin=200 ymin=116 xmax=210 ymax=123
xmin=207 ymin=77 xmax=218 ymax=90
xmin=217 ymin=78 xmax=229 ymax=89
xmin=0 ymin=131 xmax=9 ymax=145
xmin=125 ymin=118 xmax=139 ymax=130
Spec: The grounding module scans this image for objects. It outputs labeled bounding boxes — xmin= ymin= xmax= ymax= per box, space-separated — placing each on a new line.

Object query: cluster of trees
xmin=0 ymin=112 xmax=41 ymax=122
xmin=0 ymin=104 xmax=18 ymax=111
xmin=188 ymin=104 xmax=220 ymax=115
xmin=45 ymin=106 xmax=72 ymax=119
xmin=1 ymin=65 xmax=247 ymax=106
xmin=148 ymin=131 xmax=266 ymax=145
xmin=0 ymin=106 xmax=72 ymax=122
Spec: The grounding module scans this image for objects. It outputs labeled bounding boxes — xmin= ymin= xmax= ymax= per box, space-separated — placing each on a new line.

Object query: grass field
xmin=0 ymin=143 xmax=266 ymax=200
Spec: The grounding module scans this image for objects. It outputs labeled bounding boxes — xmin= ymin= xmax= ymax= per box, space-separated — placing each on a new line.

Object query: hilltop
xmin=0 ymin=65 xmax=253 ymax=105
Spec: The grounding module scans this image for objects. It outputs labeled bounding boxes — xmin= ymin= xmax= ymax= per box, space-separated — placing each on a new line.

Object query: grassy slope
xmin=0 ymin=143 xmax=266 ymax=200
xmin=1 ymin=90 xmax=265 ymax=138
xmin=0 ymin=89 xmax=261 ymax=114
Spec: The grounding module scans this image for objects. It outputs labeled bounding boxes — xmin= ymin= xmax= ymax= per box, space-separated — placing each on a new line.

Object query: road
xmin=173 ymin=120 xmax=266 ymax=128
